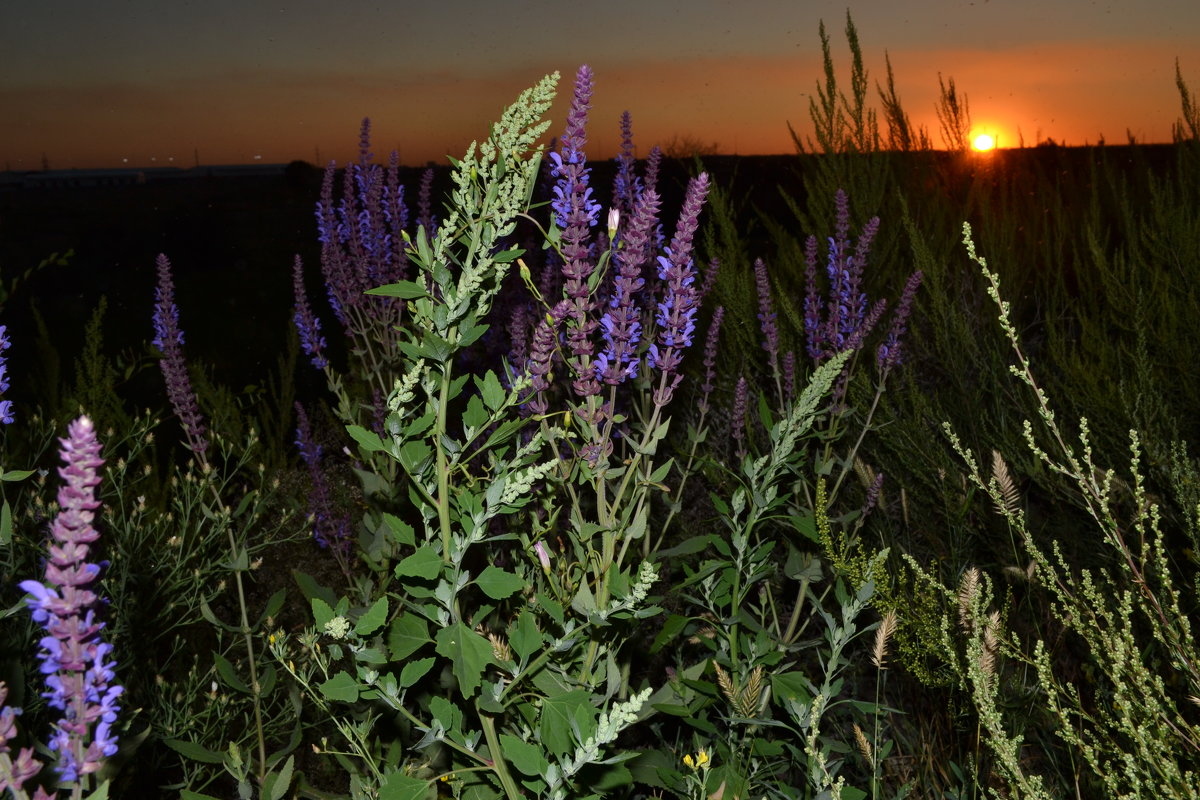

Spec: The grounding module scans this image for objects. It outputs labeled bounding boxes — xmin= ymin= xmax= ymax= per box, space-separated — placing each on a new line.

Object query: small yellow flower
xmin=683 ymin=749 xmax=710 ymax=771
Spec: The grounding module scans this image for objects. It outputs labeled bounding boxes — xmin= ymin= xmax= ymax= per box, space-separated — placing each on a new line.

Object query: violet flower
xmin=697 ymin=306 xmax=725 ymax=415
xmin=0 ymin=681 xmax=44 ymax=796
xmin=731 ymin=375 xmax=749 ymax=462
xmin=595 ymin=188 xmax=661 ymax=386
xmin=292 ymin=255 xmax=328 ymax=369
xmin=0 ymin=324 xmax=13 ymax=425
xmin=877 ymin=270 xmax=924 ymax=369
xmin=18 ymin=416 xmax=123 ymax=785
xmin=612 ymin=111 xmax=641 ymax=220
xmin=523 ymin=301 xmax=571 ymax=416
xmin=152 ymin=254 xmax=209 ymax=456
xmin=754 ymin=258 xmax=780 ymax=379
xmin=550 ymin=65 xmax=603 ymax=400
xmin=647 ymin=172 xmax=711 ymax=406
xmin=294 ymin=404 xmax=351 ymax=553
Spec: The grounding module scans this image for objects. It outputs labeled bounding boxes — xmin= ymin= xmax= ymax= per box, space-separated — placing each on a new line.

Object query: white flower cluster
xmin=499 ymin=459 xmax=558 ymax=506
xmin=549 ymin=686 xmax=653 ymax=792
xmin=387 ymin=358 xmax=426 ymax=417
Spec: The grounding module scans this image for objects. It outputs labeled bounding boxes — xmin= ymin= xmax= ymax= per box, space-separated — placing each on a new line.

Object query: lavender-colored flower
xmin=611 ymin=111 xmax=641 ymax=219
xmin=416 ymin=166 xmax=437 ymax=242
xmin=754 ymin=258 xmax=780 ymax=379
xmin=862 ymin=470 xmax=885 ymax=519
xmin=647 ymin=173 xmax=711 ymax=405
xmin=0 ymin=324 xmax=13 ymax=425
xmin=782 ymin=350 xmax=796 ymax=406
xmin=523 ymin=301 xmax=570 ymax=416
xmin=152 ymin=254 xmax=208 ymax=456
xmin=551 ymin=65 xmax=603 ymax=400
xmin=697 ymin=306 xmax=725 ymax=415
xmin=0 ymin=681 xmax=44 ymax=795
xmin=294 ymin=404 xmax=351 ymax=554
xmin=731 ymin=375 xmax=749 ymax=462
xmin=595 ymin=188 xmax=661 ymax=387
xmin=315 ymin=120 xmax=409 ymax=338
xmin=292 ymin=256 xmax=328 ymax=369
xmin=877 ymin=271 xmax=924 ymax=369
xmin=18 ymin=416 xmax=123 ymax=784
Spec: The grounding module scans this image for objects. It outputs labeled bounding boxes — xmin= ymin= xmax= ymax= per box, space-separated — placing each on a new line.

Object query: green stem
xmin=436 ymin=364 xmax=453 ymax=564
xmin=479 ymin=712 xmax=523 ymax=800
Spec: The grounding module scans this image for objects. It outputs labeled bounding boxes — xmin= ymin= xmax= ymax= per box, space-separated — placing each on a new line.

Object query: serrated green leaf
xmin=499 ymin=733 xmax=549 ymax=777
xmin=464 ymin=394 xmax=488 ymax=434
xmin=346 ymin=424 xmax=386 ymax=453
xmin=435 ymin=622 xmax=493 ymax=698
xmin=478 ymin=369 xmax=506 ymax=412
xmin=509 ymin=610 xmax=542 ymax=662
xmin=378 ymin=772 xmax=431 ymax=800
xmin=387 ymin=613 xmax=431 ymax=660
xmin=311 ymin=598 xmax=336 ymax=629
xmin=395 ymin=545 xmax=442 ymax=580
xmin=382 ymin=513 xmax=415 ymax=547
xmin=319 ymin=672 xmax=360 ymax=703
xmin=475 ymin=565 xmax=526 ymax=600
xmin=355 ymin=597 xmax=389 ymax=636
xmin=397 ymin=656 xmax=436 ymax=688
xmin=540 ymin=690 xmax=595 ymax=758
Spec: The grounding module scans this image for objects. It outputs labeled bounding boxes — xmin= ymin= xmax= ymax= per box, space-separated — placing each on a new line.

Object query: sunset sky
xmin=2 ymin=0 xmax=1197 ymax=170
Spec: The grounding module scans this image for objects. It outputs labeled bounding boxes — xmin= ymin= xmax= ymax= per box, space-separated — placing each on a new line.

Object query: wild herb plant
xmin=906 ymin=225 xmax=1200 ymax=799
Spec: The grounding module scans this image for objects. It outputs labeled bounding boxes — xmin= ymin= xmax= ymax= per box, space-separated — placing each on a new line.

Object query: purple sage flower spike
xmin=18 ymin=416 xmax=123 ymax=785
xmin=152 ymin=254 xmax=209 ymax=456
xmin=292 ymin=255 xmax=329 ymax=369
xmin=878 ymin=271 xmax=924 ymax=369
xmin=0 ymin=324 xmax=13 ymax=425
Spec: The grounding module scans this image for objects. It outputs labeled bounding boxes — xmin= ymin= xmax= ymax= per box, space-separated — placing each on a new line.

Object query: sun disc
xmin=972 ymin=133 xmax=996 ymax=152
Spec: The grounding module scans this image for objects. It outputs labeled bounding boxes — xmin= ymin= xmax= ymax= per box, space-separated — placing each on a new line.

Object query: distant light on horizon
xmin=972 ymin=133 xmax=997 ymax=152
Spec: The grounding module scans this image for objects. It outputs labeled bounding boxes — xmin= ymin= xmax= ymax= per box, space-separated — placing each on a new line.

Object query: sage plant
xmin=10 ymin=415 xmax=123 ymax=796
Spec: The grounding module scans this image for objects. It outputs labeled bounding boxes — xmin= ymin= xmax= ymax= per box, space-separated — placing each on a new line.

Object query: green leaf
xmin=499 ymin=733 xmax=549 ymax=777
xmin=213 ymin=653 xmax=250 ymax=695
xmin=493 ymin=247 xmax=526 ymax=264
xmin=318 ymin=672 xmax=360 ymax=703
xmin=164 ymin=738 xmax=226 ymax=765
xmin=83 ymin=785 xmax=110 ymax=800
xmin=311 ymin=598 xmax=336 ymax=629
xmin=477 ymin=369 xmax=506 ymax=412
xmin=397 ymin=656 xmax=436 ymax=688
xmin=355 ymin=596 xmax=389 ymax=636
xmin=0 ymin=499 xmax=10 ymax=546
xmin=540 ymin=690 xmax=595 ymax=758
xmin=650 ymin=615 xmax=691 ymax=654
xmin=198 ymin=597 xmax=240 ymax=633
xmin=435 ymin=622 xmax=494 ymax=698
xmin=475 ymin=565 xmax=526 ymax=600
xmin=463 ymin=394 xmax=488 ymax=435
xmin=378 ymin=772 xmax=431 ymax=800
xmin=656 ymin=536 xmax=710 ymax=559
xmin=509 ymin=610 xmax=542 ymax=662
xmin=264 ymin=755 xmax=294 ymax=800
xmin=536 ymin=593 xmax=564 ymax=627
xmin=382 ymin=513 xmax=415 ymax=547
xmin=346 ymin=424 xmax=386 ymax=453
xmin=365 ymin=280 xmax=429 ymax=299
xmin=387 ymin=613 xmax=431 ymax=660
xmin=0 ymin=469 xmax=35 ymax=482
xmin=256 ymin=589 xmax=287 ymax=628
xmin=292 ymin=570 xmax=338 ymax=609
xmin=395 ymin=545 xmax=442 ymax=580
xmin=180 ymin=792 xmax=221 ymax=800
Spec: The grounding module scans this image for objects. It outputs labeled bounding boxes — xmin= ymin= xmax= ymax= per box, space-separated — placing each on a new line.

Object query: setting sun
xmin=972 ymin=133 xmax=997 ymax=152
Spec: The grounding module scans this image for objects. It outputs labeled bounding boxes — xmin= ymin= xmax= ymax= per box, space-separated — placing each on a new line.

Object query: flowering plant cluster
xmin=3 ymin=415 xmax=122 ymax=799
